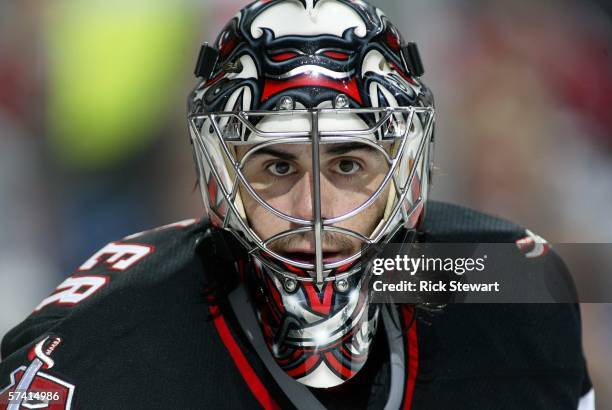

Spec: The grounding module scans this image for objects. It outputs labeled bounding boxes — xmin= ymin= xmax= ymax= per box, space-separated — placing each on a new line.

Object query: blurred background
xmin=0 ymin=0 xmax=610 ymax=405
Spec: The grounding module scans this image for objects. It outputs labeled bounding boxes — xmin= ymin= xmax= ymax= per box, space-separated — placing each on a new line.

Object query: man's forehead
xmin=236 ymin=141 xmax=390 ymax=163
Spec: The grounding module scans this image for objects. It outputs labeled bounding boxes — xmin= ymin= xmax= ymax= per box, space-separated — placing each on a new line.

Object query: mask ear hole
xmin=378 ymin=58 xmax=389 ymax=71
xmin=223 ymin=59 xmax=243 ymax=73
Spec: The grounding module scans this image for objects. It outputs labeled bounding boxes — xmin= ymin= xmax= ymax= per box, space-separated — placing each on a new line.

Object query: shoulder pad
xmin=1 ymin=218 xmax=208 ymax=359
xmin=420 ymin=201 xmax=525 ymax=243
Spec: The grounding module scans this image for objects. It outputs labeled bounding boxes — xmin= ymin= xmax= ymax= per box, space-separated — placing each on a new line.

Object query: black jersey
xmin=0 ymin=202 xmax=593 ymax=409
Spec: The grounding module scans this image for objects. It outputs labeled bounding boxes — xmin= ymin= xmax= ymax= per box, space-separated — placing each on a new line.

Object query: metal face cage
xmin=189 ymin=106 xmax=435 ymax=285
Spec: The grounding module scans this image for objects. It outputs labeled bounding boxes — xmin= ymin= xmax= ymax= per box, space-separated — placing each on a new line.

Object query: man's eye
xmin=335 ymin=159 xmax=362 ymax=175
xmin=267 ymin=161 xmax=294 ymax=176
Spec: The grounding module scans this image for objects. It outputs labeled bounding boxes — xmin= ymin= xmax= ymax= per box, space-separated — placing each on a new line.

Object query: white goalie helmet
xmin=188 ymin=0 xmax=435 ymax=388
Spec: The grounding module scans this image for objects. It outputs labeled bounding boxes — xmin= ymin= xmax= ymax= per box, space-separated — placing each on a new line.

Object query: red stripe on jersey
xmin=209 ymin=304 xmax=280 ymax=410
xmin=262 ymin=75 xmax=363 ymax=104
xmin=401 ymin=306 xmax=419 ymax=410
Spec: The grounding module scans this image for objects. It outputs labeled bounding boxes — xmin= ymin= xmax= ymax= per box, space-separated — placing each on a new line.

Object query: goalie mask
xmin=188 ymin=0 xmax=434 ymax=388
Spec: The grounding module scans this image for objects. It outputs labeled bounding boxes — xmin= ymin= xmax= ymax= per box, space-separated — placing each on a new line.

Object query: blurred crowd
xmin=0 ymin=0 xmax=610 ymax=406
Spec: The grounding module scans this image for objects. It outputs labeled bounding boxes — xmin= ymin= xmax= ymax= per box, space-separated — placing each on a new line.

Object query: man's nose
xmin=289 ymin=173 xmax=336 ymax=220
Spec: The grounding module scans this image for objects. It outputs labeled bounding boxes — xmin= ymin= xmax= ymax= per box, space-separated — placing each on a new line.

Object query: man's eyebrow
xmin=247 ymin=147 xmax=298 ymax=161
xmin=324 ymin=143 xmax=378 ymax=156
